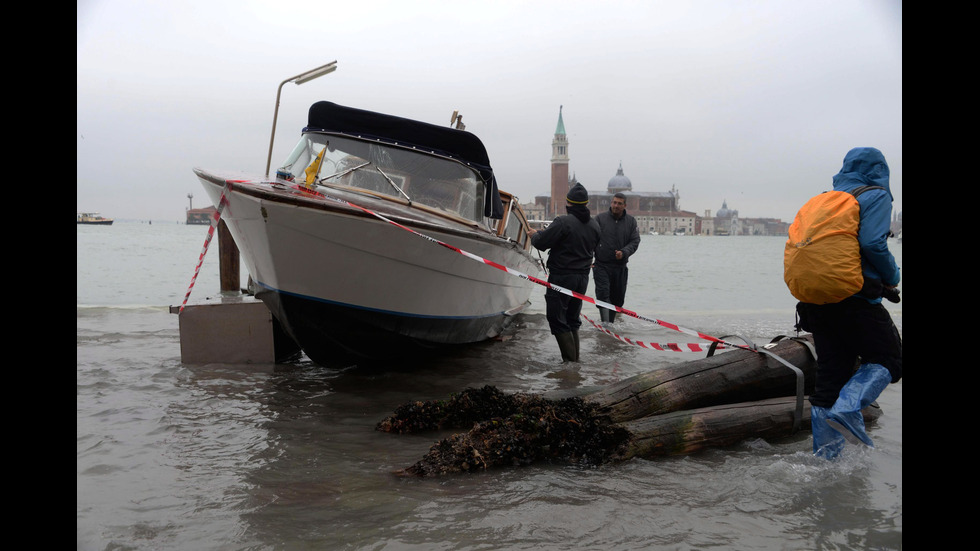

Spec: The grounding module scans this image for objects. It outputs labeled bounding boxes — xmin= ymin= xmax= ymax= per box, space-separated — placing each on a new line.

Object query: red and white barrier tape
xmin=302 ymin=182 xmax=753 ymax=353
xmin=582 ymin=314 xmax=731 ymax=352
xmin=178 ymin=183 xmax=233 ymax=313
xmin=180 ymin=179 xmax=755 ymax=352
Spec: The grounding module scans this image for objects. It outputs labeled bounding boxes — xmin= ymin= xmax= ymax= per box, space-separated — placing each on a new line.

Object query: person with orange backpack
xmin=786 ymin=147 xmax=902 ymax=459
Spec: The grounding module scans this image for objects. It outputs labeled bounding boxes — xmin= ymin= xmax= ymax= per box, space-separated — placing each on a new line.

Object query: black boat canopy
xmin=305 ymin=101 xmax=504 ymax=219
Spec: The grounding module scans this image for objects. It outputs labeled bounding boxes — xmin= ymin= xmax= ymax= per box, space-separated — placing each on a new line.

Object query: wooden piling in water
xmin=218 ymin=220 xmax=239 ymax=293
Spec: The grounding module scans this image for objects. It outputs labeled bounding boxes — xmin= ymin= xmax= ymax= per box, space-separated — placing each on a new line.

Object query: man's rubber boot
xmin=825 ymin=363 xmax=891 ymax=447
xmin=811 ymin=406 xmax=845 ymax=460
xmin=599 ymin=308 xmax=610 ymax=323
xmin=571 ymin=331 xmax=580 ymax=362
xmin=608 ymin=310 xmax=617 ymax=323
xmin=555 ymin=332 xmax=577 ymax=363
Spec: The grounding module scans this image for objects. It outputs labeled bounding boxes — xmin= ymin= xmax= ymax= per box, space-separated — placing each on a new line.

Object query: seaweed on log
xmin=378 ymin=335 xmax=881 ymax=476
xmin=391 ymin=393 xmax=630 ymax=477
xmin=376 ymin=385 xmax=519 ymax=434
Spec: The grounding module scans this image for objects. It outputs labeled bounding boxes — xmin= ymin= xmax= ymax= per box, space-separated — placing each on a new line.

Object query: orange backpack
xmin=784 ymin=185 xmax=883 ymax=304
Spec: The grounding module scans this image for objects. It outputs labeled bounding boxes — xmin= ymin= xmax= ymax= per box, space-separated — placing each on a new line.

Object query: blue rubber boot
xmin=825 ymin=363 xmax=891 ymax=447
xmin=811 ymin=406 xmax=845 ymax=459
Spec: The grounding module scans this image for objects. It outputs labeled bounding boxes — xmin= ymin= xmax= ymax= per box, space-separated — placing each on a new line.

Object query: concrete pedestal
xmin=171 ymin=295 xmax=299 ymax=364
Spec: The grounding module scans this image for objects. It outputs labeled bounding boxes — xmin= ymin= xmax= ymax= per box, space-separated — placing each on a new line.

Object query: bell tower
xmin=550 ymin=106 xmax=569 ymax=218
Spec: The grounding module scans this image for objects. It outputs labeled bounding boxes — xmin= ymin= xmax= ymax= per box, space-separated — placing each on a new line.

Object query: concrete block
xmin=175 ymin=295 xmax=279 ymax=364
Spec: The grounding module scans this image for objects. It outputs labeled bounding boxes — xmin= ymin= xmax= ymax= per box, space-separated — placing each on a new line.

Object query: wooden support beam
xmin=217 ymin=219 xmax=239 ymax=293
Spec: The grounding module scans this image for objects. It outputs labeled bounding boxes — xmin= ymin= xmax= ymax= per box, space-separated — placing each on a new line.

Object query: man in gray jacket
xmin=593 ymin=192 xmax=640 ymax=323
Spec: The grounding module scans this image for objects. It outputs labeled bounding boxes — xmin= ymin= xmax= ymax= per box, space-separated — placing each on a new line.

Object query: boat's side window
xmin=504 ymin=210 xmax=523 ymax=243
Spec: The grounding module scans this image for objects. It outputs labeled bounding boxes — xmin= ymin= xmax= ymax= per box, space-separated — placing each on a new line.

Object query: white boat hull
xmin=197 ymin=171 xmax=542 ymax=366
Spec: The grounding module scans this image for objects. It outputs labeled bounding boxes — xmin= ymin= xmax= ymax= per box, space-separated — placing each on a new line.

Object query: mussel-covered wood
xmin=391 ymin=392 xmax=629 ymax=477
xmin=377 ymin=335 xmax=881 ymax=476
xmin=377 ymin=385 xmax=524 ymax=434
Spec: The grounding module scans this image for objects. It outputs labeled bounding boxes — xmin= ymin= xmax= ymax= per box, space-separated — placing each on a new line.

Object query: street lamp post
xmin=265 ymin=61 xmax=338 ymax=177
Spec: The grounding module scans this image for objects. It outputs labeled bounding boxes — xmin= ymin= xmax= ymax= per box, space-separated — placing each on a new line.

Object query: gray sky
xmin=77 ymin=0 xmax=901 ymax=224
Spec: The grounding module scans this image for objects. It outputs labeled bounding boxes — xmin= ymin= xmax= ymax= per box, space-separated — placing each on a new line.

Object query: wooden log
xmin=380 ymin=335 xmax=886 ymax=476
xmin=378 ymin=337 xmax=818 ymax=434
xmin=614 ymin=397 xmax=882 ymax=460
xmin=394 ymin=395 xmax=883 ymax=476
xmin=585 ymin=336 xmax=817 ymax=423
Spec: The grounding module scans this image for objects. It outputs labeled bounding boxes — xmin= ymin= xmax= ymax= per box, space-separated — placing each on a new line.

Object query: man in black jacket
xmin=593 ymin=192 xmax=640 ymax=323
xmin=529 ymin=183 xmax=600 ymax=362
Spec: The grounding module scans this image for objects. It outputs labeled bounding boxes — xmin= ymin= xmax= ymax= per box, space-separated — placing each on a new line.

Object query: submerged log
xmin=615 ymin=396 xmax=882 ymax=460
xmin=379 ymin=335 xmax=881 ymax=476
xmin=586 ymin=336 xmax=817 ymax=422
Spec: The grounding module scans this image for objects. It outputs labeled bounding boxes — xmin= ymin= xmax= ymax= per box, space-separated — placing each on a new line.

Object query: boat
xmin=77 ymin=212 xmax=113 ymax=225
xmin=185 ymin=193 xmax=217 ymax=225
xmin=194 ymin=101 xmax=545 ymax=367
xmin=186 ymin=206 xmax=217 ymax=225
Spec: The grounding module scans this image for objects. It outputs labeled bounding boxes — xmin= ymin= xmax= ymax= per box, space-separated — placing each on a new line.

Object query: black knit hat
xmin=566 ymin=182 xmax=589 ymax=205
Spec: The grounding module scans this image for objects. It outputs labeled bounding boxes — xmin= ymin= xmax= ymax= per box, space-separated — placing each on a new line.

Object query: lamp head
xmin=293 ymin=61 xmax=337 ymax=85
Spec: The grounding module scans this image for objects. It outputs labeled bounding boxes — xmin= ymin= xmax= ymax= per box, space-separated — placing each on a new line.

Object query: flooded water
xmin=77 ymin=222 xmax=902 ymax=550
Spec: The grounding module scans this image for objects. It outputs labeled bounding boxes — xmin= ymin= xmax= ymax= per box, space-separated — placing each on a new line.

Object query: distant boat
xmin=77 ymin=212 xmax=113 ymax=225
xmin=186 ymin=206 xmax=217 ymax=225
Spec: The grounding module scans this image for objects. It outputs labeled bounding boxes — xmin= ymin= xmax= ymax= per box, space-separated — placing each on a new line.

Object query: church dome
xmin=716 ymin=200 xmax=734 ymax=218
xmin=715 ymin=201 xmax=738 ymax=218
xmin=608 ymin=162 xmax=632 ymax=192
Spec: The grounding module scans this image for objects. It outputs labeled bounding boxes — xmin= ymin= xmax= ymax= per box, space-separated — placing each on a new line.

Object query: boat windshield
xmin=277 ymin=133 xmax=486 ymax=222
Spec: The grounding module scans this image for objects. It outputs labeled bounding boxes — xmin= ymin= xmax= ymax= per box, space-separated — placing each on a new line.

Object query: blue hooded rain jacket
xmin=831 ymin=147 xmax=901 ymax=301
